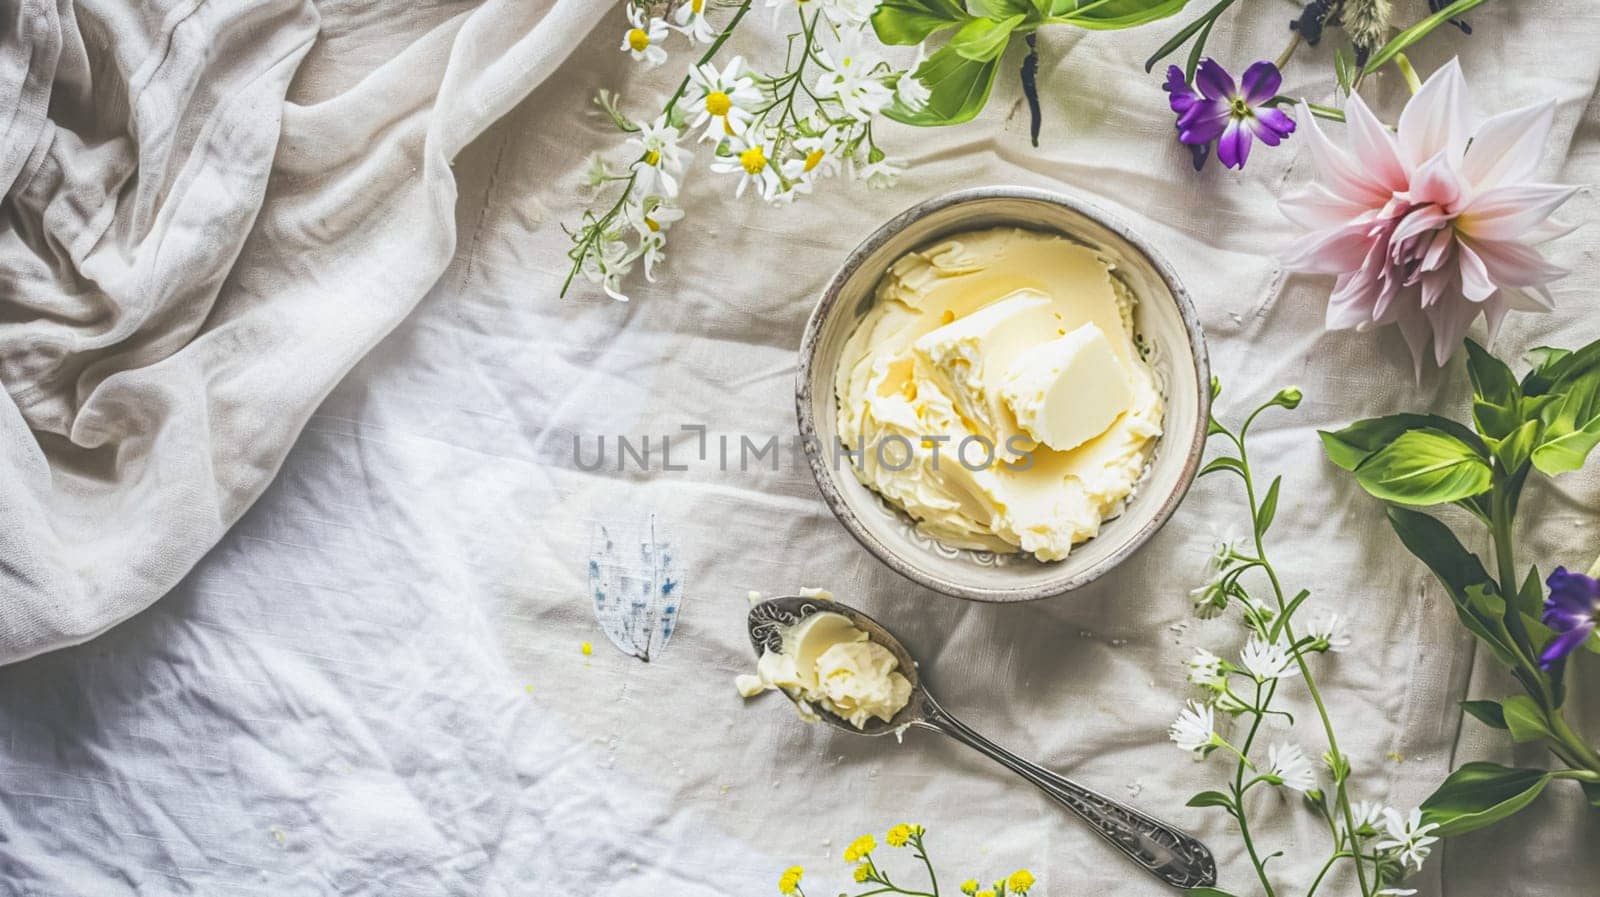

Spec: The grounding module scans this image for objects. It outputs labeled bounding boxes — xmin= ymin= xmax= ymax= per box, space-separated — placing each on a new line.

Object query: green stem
xmin=1304 ymin=851 xmax=1357 ymax=897
xmin=1237 ymin=428 xmax=1374 ymax=897
xmin=1230 ymin=682 xmax=1279 ymax=897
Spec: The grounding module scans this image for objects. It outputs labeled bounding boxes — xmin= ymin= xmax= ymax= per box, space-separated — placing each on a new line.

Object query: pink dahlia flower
xmin=1281 ymin=59 xmax=1578 ymax=370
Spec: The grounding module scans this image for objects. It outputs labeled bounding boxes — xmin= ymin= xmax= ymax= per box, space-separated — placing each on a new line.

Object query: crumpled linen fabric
xmin=0 ymin=0 xmax=594 ymax=663
xmin=0 ymin=2 xmax=1597 ymax=896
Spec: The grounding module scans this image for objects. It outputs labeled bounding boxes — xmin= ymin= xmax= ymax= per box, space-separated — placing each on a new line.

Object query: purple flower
xmin=1539 ymin=567 xmax=1600 ymax=669
xmin=1165 ymin=59 xmax=1296 ymax=170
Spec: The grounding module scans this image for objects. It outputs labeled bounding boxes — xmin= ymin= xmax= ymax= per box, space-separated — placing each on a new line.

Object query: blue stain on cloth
xmin=588 ymin=514 xmax=681 ymax=661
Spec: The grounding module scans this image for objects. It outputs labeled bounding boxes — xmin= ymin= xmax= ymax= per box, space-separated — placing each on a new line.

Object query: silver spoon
xmin=748 ymin=595 xmax=1217 ymax=890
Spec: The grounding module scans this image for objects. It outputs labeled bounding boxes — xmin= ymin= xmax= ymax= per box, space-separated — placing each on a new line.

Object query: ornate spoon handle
xmin=916 ymin=694 xmax=1217 ymax=890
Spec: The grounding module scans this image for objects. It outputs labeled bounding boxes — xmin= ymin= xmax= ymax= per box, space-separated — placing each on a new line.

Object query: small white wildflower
xmin=1265 ymin=741 xmax=1317 ymax=792
xmin=583 ymin=153 xmax=616 ymax=188
xmin=623 ymin=198 xmax=683 ymax=280
xmin=1239 ymin=635 xmax=1294 ymax=681
xmin=1375 ymin=808 xmax=1441 ymax=873
xmin=855 ymin=154 xmax=905 ymax=189
xmin=768 ymin=0 xmax=878 ymax=28
xmin=620 ymin=7 xmax=669 ymax=67
xmin=1168 ymin=700 xmax=1218 ymax=756
xmin=1243 ymin=596 xmax=1278 ymax=625
xmin=582 ymin=231 xmax=636 ymax=302
xmin=1188 ymin=536 xmax=1235 ymax=618
xmin=1307 ymin=612 xmax=1353 ymax=652
xmin=815 ymin=31 xmax=894 ymax=121
xmin=687 ymin=56 xmax=762 ymax=142
xmin=1376 ymin=889 xmax=1418 ymax=897
xmin=711 ymin=130 xmax=781 ymax=200
xmin=673 ymin=0 xmax=716 ymax=43
xmin=1184 ymin=648 xmax=1225 ymax=688
xmin=624 ymin=116 xmax=689 ymax=198
xmin=1351 ymin=799 xmax=1386 ymax=830
xmin=892 ymin=44 xmax=930 ymax=111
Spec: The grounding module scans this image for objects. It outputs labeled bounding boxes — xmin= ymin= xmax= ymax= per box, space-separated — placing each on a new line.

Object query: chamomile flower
xmin=581 ymin=230 xmax=636 ymax=303
xmin=1265 ymin=741 xmax=1317 ymax=792
xmin=624 ymin=116 xmax=688 ymax=198
xmin=1239 ymin=635 xmax=1294 ymax=681
xmin=620 ymin=6 xmax=668 ymax=67
xmin=712 ymin=130 xmax=781 ymax=200
xmin=1375 ymin=808 xmax=1440 ymax=872
xmin=1184 ymin=647 xmax=1225 ymax=688
xmin=674 ymin=0 xmax=716 ymax=43
xmin=782 ymin=126 xmax=844 ymax=183
xmin=1169 ymin=700 xmax=1220 ymax=756
xmin=893 ymin=45 xmax=930 ymax=111
xmin=814 ymin=31 xmax=894 ymax=121
xmin=1306 ymin=612 xmax=1352 ymax=653
xmin=855 ymin=154 xmax=904 ymax=189
xmin=687 ymin=56 xmax=763 ymax=142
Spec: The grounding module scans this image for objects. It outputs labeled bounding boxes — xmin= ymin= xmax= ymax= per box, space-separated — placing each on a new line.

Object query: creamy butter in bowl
xmin=797 ymin=187 xmax=1209 ymax=601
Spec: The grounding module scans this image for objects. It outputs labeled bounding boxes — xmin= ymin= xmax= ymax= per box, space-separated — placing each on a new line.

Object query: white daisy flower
xmin=893 ymin=45 xmax=930 ymax=111
xmin=686 ymin=56 xmax=763 ymax=142
xmin=780 ymin=126 xmax=845 ymax=189
xmin=1265 ymin=741 xmax=1317 ymax=792
xmin=1377 ymin=889 xmax=1418 ymax=896
xmin=1239 ymin=635 xmax=1294 ymax=681
xmin=855 ymin=154 xmax=904 ymax=189
xmin=1184 ymin=648 xmax=1225 ymax=688
xmin=674 ymin=0 xmax=716 ymax=43
xmin=1307 ymin=612 xmax=1352 ymax=653
xmin=1168 ymin=700 xmax=1218 ymax=756
xmin=767 ymin=0 xmax=878 ymax=28
xmin=620 ymin=7 xmax=669 ymax=67
xmin=582 ymin=232 xmax=636 ymax=303
xmin=814 ymin=31 xmax=894 ymax=121
xmin=1375 ymin=808 xmax=1441 ymax=873
xmin=712 ymin=131 xmax=781 ymax=200
xmin=1352 ymin=799 xmax=1387 ymax=830
xmin=624 ymin=116 xmax=689 ymax=198
xmin=624 ymin=198 xmax=683 ymax=281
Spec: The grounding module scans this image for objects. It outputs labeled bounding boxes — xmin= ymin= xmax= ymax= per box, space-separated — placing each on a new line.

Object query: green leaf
xmin=1386 ymin=508 xmax=1521 ymax=668
xmin=1198 ymin=455 xmax=1245 ymax=478
xmin=971 ymin=0 xmax=1045 ymax=18
xmin=1488 ymin=419 xmax=1539 ymax=473
xmin=1583 ymin=780 xmax=1600 ymax=810
xmin=1501 ymin=695 xmax=1553 ymax=743
xmin=1420 ymin=761 xmax=1551 ymax=837
xmin=1522 ymin=345 xmax=1575 ymax=394
xmin=1333 ymin=47 xmax=1353 ymax=95
xmin=1362 ymin=0 xmax=1492 ymax=74
xmin=1185 ymin=888 xmax=1242 ymax=897
xmin=1256 ymin=475 xmax=1281 ymax=537
xmin=1466 ymin=340 xmax=1520 ymax=412
xmin=1319 ymin=413 xmax=1484 ymax=472
xmin=1186 ymin=790 xmax=1234 ymax=809
xmin=872 ymin=0 xmax=973 ymax=45
xmin=1053 ymin=0 xmax=1193 ymax=30
xmin=1270 ymin=589 xmax=1312 ymax=643
xmin=885 ymin=43 xmax=1002 ymax=126
xmin=1354 ymin=429 xmax=1492 ymax=506
xmin=1531 ymin=364 xmax=1600 ymax=475
xmin=1461 ymin=700 xmax=1507 ymax=730
xmin=1141 ymin=0 xmax=1230 ymax=71
xmin=949 ymin=13 xmax=1026 ymax=62
xmin=1518 ymin=565 xmax=1544 ymax=619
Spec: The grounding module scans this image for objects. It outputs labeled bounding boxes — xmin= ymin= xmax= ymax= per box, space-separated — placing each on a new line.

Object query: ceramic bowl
xmin=795 ymin=186 xmax=1210 ymax=602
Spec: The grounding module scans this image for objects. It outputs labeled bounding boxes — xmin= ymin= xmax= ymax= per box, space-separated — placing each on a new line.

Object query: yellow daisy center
xmin=705 ymin=90 xmax=732 ymax=116
xmin=627 ymin=28 xmax=649 ymax=51
xmin=739 ymin=144 xmax=767 ymax=175
xmin=692 ymin=0 xmax=705 ymax=10
xmin=803 ymin=148 xmax=825 ymax=172
xmin=643 ymin=149 xmax=661 ymax=167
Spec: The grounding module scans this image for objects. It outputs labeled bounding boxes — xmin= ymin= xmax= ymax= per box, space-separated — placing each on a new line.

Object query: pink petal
xmin=1456 ymin=241 xmax=1498 ymax=302
xmin=1420 ymin=227 xmax=1455 ymax=273
xmin=1458 ymin=184 xmax=1580 ymax=241
xmin=1394 ymin=301 xmax=1433 ymax=378
xmin=1461 ymin=99 xmax=1556 ymax=190
xmin=1462 ymin=236 xmax=1570 ymax=288
xmin=1280 ymin=183 xmax=1374 ymax=230
xmin=1483 ymin=293 xmax=1511 ymax=340
xmin=1284 ymin=221 xmax=1376 ymax=273
xmin=1298 ymin=102 xmax=1390 ymax=203
xmin=1420 ymin=264 xmax=1456 ymax=310
xmin=1327 ymin=271 xmax=1381 ymax=330
xmin=1391 ymin=204 xmax=1449 ymax=247
xmin=1407 ymin=151 xmax=1465 ymax=210
xmin=1345 ymin=92 xmax=1407 ymax=193
xmin=1398 ymin=58 xmax=1469 ymax=171
xmin=1424 ymin=281 xmax=1480 ymax=367
xmin=1526 ymin=216 xmax=1582 ymax=243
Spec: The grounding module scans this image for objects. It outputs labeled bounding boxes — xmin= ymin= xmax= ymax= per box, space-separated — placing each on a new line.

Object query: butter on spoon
xmin=741 ymin=595 xmax=1218 ymax=891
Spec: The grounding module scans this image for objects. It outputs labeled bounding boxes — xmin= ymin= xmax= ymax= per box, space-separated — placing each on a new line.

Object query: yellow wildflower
xmin=777 ymin=865 xmax=803 ymax=895
xmin=976 ymin=891 xmax=995 ymax=897
xmin=853 ymin=863 xmax=871 ymax=883
xmin=886 ymin=823 xmax=913 ymax=847
xmin=960 ymin=880 xmax=979 ymax=896
xmin=1008 ymin=869 xmax=1036 ymax=893
xmin=843 ymin=834 xmax=877 ymax=862
xmin=580 ymin=641 xmax=593 ymax=656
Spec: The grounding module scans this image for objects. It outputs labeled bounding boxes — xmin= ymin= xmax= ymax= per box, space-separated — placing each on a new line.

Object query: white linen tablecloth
xmin=1 ymin=1 xmax=1598 ymax=895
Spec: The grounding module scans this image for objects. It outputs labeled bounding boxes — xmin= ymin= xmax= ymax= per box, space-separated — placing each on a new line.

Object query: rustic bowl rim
xmin=795 ymin=185 xmax=1212 ymax=602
